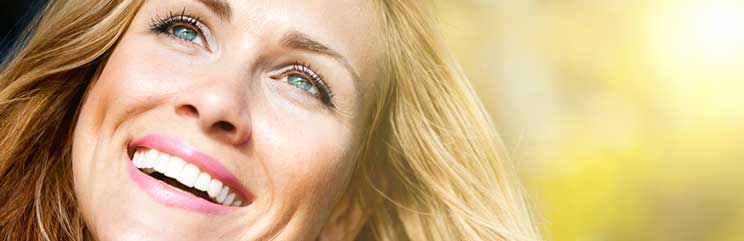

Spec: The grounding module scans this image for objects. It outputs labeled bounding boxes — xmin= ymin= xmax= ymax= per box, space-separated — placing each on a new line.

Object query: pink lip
xmin=127 ymin=134 xmax=252 ymax=214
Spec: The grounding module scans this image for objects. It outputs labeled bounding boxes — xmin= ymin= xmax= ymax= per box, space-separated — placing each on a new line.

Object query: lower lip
xmin=127 ymin=157 xmax=237 ymax=215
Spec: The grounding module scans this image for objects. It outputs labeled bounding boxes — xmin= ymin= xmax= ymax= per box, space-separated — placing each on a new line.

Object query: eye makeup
xmin=149 ymin=9 xmax=212 ymax=49
xmin=271 ymin=62 xmax=337 ymax=108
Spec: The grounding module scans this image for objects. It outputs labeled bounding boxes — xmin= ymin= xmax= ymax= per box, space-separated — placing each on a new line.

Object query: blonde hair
xmin=349 ymin=1 xmax=542 ymax=241
xmin=0 ymin=0 xmax=142 ymax=240
xmin=0 ymin=0 xmax=542 ymax=241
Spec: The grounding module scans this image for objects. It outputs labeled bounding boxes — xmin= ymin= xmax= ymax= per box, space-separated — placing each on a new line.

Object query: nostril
xmin=185 ymin=105 xmax=198 ymax=114
xmin=177 ymin=104 xmax=200 ymax=117
xmin=216 ymin=121 xmax=235 ymax=132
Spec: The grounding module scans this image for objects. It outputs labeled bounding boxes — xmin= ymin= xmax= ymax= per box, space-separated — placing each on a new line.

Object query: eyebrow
xmin=280 ymin=31 xmax=362 ymax=85
xmin=194 ymin=0 xmax=361 ymax=86
xmin=196 ymin=0 xmax=232 ymax=21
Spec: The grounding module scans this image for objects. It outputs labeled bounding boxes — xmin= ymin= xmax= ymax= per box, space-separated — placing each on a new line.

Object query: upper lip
xmin=128 ymin=134 xmax=252 ymax=204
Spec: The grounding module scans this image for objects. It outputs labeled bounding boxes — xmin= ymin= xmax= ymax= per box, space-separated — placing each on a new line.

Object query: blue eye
xmin=171 ymin=25 xmax=198 ymax=42
xmin=165 ymin=24 xmax=205 ymax=47
xmin=284 ymin=74 xmax=320 ymax=96
xmin=271 ymin=64 xmax=336 ymax=107
xmin=150 ymin=12 xmax=208 ymax=48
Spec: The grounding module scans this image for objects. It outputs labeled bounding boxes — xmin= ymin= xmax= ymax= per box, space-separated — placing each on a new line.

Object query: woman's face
xmin=72 ymin=0 xmax=381 ymax=240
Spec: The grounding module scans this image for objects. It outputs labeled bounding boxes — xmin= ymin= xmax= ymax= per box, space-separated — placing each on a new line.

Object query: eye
xmin=169 ymin=25 xmax=204 ymax=45
xmin=150 ymin=10 xmax=209 ymax=48
xmin=271 ymin=63 xmax=336 ymax=108
xmin=284 ymin=74 xmax=320 ymax=96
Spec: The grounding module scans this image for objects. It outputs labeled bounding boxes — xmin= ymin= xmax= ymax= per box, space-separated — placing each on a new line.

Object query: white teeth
xmin=142 ymin=149 xmax=157 ymax=168
xmin=194 ymin=172 xmax=211 ymax=191
xmin=132 ymin=148 xmax=244 ymax=207
xmin=177 ymin=164 xmax=200 ymax=188
xmin=208 ymin=179 xmax=223 ymax=198
xmin=153 ymin=153 xmax=170 ymax=173
xmin=132 ymin=152 xmax=144 ymax=168
xmin=217 ymin=186 xmax=229 ymax=203
xmin=165 ymin=157 xmax=185 ymax=178
xmin=224 ymin=193 xmax=235 ymax=206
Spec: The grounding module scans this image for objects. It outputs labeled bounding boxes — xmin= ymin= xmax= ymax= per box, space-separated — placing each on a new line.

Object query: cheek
xmin=72 ymin=35 xmax=189 ymax=143
xmin=253 ymin=110 xmax=356 ymax=212
xmin=71 ymin=37 xmax=175 ymax=212
xmin=73 ymin=45 xmax=149 ymax=164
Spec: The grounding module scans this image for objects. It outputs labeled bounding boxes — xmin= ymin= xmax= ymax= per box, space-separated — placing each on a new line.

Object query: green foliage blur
xmin=433 ymin=0 xmax=744 ymax=240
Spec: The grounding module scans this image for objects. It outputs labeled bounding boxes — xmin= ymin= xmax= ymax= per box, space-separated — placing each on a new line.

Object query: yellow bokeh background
xmin=433 ymin=0 xmax=744 ymax=240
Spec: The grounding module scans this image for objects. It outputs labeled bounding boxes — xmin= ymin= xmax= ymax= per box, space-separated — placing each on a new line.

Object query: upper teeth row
xmin=132 ymin=149 xmax=243 ymax=207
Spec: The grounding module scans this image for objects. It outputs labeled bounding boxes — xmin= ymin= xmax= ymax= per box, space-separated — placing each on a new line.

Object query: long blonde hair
xmin=0 ymin=0 xmax=542 ymax=240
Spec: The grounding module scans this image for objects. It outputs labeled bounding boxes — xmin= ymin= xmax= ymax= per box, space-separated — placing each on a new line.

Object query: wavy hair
xmin=0 ymin=0 xmax=542 ymax=240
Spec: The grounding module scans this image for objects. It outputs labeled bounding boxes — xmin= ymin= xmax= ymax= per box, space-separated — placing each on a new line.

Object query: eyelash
xmin=273 ymin=62 xmax=337 ymax=108
xmin=149 ymin=10 xmax=336 ymax=108
xmin=149 ymin=9 xmax=209 ymax=48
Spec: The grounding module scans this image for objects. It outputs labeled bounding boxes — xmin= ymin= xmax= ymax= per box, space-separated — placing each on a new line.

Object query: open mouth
xmin=130 ymin=148 xmax=245 ymax=207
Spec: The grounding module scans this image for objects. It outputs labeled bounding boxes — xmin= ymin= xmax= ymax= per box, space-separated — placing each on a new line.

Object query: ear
xmin=317 ymin=191 xmax=368 ymax=241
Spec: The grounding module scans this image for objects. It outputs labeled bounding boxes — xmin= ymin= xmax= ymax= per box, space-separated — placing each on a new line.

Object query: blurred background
xmin=2 ymin=1 xmax=742 ymax=241
xmin=430 ymin=0 xmax=744 ymax=241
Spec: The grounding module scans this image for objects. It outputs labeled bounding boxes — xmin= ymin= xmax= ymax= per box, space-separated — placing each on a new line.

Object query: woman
xmin=0 ymin=0 xmax=542 ymax=240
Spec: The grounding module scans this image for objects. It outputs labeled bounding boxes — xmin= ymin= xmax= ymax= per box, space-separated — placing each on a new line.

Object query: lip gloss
xmin=127 ymin=134 xmax=252 ymax=214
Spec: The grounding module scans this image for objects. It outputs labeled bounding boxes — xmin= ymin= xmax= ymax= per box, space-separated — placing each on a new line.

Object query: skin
xmin=71 ymin=0 xmax=382 ymax=240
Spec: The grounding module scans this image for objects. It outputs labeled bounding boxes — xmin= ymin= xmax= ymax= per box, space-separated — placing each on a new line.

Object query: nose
xmin=174 ymin=83 xmax=252 ymax=145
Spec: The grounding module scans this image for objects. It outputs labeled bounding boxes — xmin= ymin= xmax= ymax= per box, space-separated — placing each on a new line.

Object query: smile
xmin=132 ymin=148 xmax=244 ymax=206
xmin=127 ymin=135 xmax=251 ymax=214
